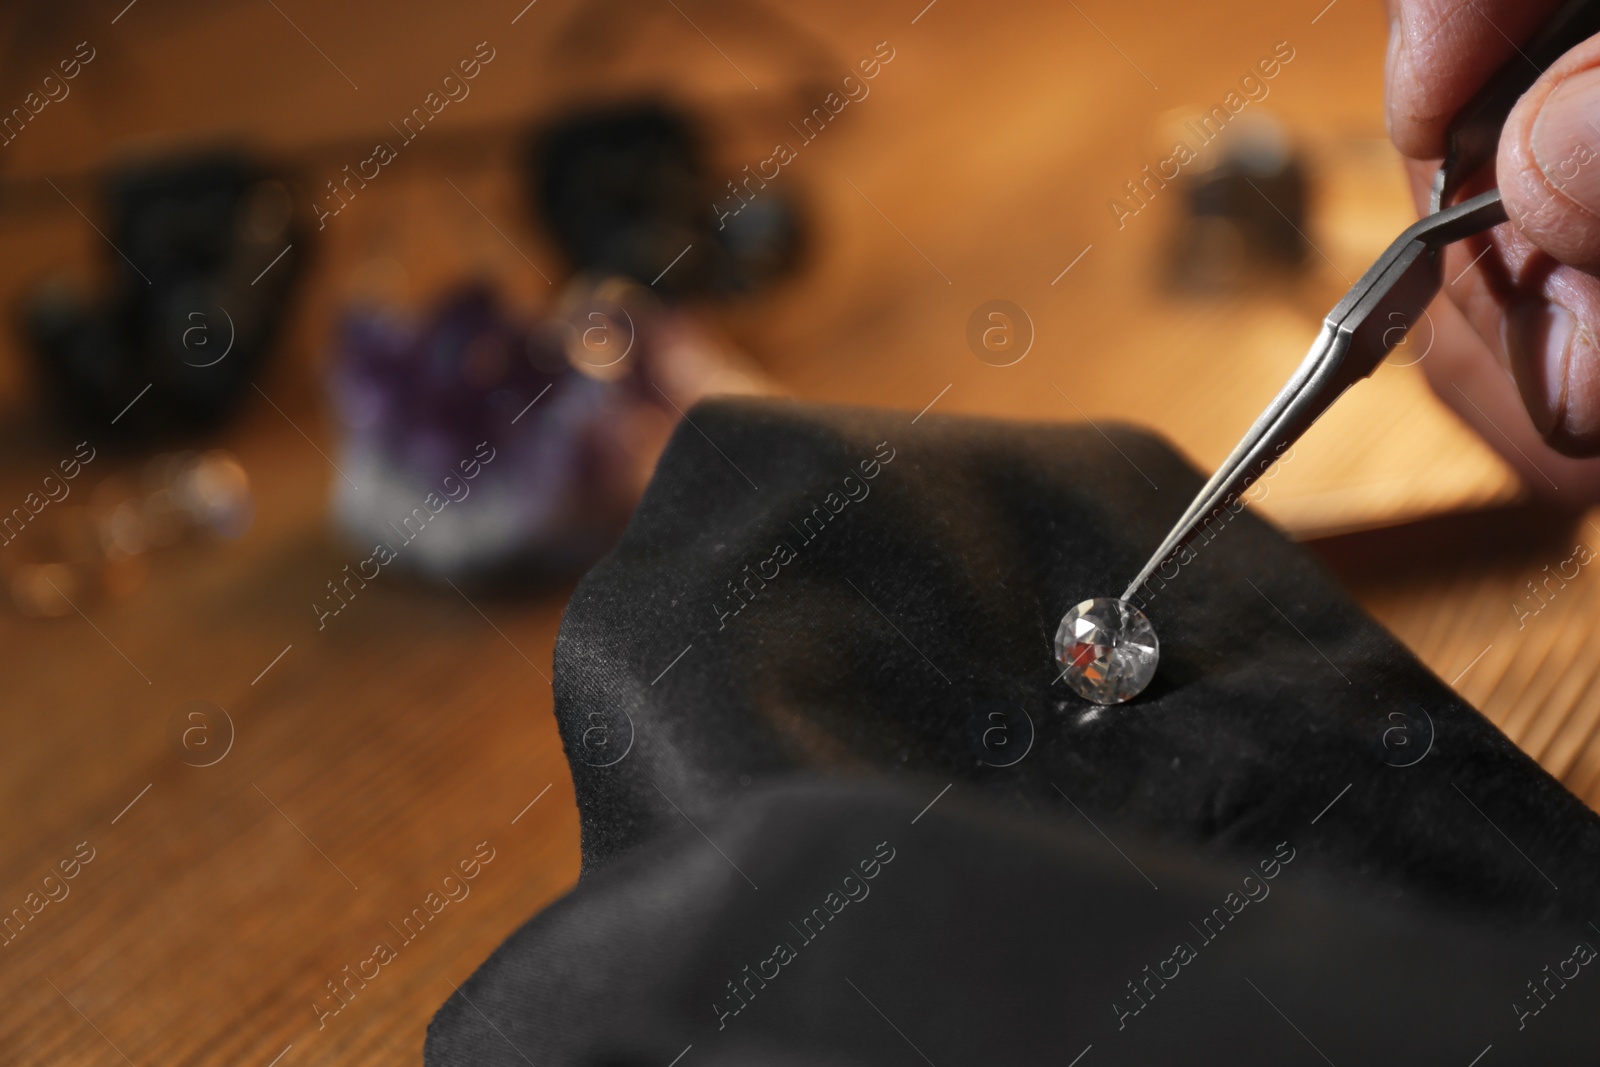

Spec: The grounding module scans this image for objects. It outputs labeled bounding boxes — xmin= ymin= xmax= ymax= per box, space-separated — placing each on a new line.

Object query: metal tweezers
xmin=1122 ymin=189 xmax=1505 ymax=599
xmin=1124 ymin=0 xmax=1600 ymax=602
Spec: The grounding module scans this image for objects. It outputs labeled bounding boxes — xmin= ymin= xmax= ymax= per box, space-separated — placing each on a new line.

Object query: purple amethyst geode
xmin=326 ymin=278 xmax=766 ymax=583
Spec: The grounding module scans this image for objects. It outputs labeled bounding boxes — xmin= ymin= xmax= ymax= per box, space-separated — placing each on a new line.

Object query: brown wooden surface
xmin=2 ymin=1 xmax=1598 ymax=1064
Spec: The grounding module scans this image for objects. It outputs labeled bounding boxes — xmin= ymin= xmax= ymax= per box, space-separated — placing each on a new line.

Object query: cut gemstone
xmin=1054 ymin=597 xmax=1159 ymax=705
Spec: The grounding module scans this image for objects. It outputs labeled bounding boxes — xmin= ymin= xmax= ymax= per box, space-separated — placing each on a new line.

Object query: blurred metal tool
xmin=1125 ymin=0 xmax=1600 ymax=600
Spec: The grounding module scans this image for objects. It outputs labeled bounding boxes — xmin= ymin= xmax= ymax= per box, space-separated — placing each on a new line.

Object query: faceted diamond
xmin=1054 ymin=597 xmax=1159 ymax=705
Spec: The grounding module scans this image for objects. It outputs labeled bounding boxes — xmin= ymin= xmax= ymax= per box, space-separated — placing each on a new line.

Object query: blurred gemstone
xmin=1054 ymin=597 xmax=1159 ymax=705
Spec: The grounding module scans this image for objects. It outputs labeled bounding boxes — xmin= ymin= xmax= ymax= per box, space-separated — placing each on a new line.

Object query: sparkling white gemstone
xmin=1054 ymin=597 xmax=1159 ymax=704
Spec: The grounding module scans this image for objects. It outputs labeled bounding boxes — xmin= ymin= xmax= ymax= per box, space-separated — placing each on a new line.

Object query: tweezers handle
xmin=1433 ymin=0 xmax=1600 ymax=212
xmin=1120 ymin=189 xmax=1506 ymax=604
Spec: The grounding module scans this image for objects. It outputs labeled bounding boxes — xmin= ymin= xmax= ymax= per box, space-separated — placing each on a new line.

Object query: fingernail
xmin=1384 ymin=15 xmax=1406 ymax=137
xmin=1504 ymin=299 xmax=1574 ymax=436
xmin=1531 ymin=66 xmax=1600 ymax=211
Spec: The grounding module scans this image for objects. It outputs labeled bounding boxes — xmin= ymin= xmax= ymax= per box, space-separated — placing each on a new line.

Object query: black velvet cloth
xmin=427 ymin=398 xmax=1600 ymax=1065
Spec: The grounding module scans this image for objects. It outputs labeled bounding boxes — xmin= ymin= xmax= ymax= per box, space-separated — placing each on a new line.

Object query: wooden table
xmin=3 ymin=0 xmax=1597 ymax=1063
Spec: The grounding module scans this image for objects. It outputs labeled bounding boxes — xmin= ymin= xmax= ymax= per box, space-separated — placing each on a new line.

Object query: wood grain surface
xmin=1 ymin=0 xmax=1596 ymax=1064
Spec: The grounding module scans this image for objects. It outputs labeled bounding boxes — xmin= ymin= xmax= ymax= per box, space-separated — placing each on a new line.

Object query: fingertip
xmin=1500 ymin=288 xmax=1600 ymax=456
xmin=1500 ymin=52 xmax=1600 ymax=271
xmin=1503 ymin=297 xmax=1573 ymax=436
xmin=1544 ymin=319 xmax=1600 ymax=457
xmin=1384 ymin=18 xmax=1437 ymax=159
xmin=1389 ymin=0 xmax=1572 ymax=160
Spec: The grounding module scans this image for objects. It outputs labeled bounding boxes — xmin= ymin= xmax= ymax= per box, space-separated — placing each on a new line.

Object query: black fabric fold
xmin=552 ymin=397 xmax=1599 ymax=916
xmin=428 ymin=398 xmax=1600 ymax=1065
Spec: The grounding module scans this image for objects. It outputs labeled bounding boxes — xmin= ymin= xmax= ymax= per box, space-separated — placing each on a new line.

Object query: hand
xmin=1387 ymin=0 xmax=1600 ymax=499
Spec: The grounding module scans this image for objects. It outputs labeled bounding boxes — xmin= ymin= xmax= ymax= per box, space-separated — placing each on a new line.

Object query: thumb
xmin=1490 ymin=39 xmax=1600 ymax=454
xmin=1500 ymin=41 xmax=1600 ymax=270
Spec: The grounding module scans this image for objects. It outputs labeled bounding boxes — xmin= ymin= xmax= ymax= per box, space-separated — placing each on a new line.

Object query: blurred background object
xmin=326 ymin=95 xmax=786 ymax=586
xmin=1165 ymin=113 xmax=1310 ymax=291
xmin=327 ymin=275 xmax=770 ymax=584
xmin=24 ymin=153 xmax=305 ymax=437
xmin=532 ymin=102 xmax=803 ymax=296
xmin=5 ymin=447 xmax=251 ymax=617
